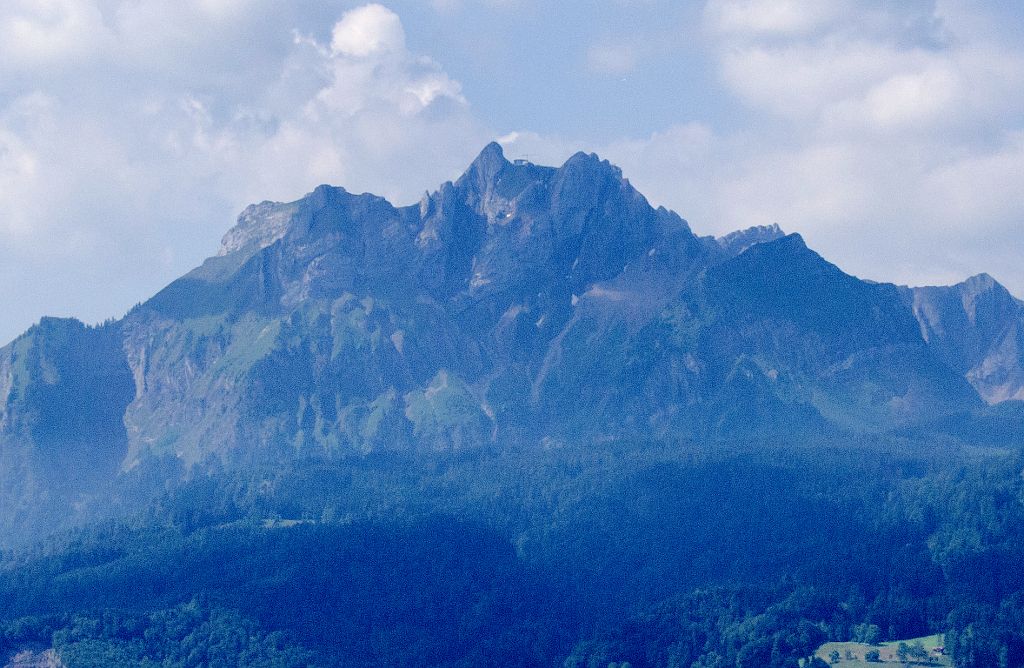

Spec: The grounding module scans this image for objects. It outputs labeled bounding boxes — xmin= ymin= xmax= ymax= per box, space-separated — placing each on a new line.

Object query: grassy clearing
xmin=815 ymin=634 xmax=950 ymax=666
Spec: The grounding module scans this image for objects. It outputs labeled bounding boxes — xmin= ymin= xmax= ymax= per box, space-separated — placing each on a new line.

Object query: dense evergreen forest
xmin=2 ymin=433 xmax=1024 ymax=667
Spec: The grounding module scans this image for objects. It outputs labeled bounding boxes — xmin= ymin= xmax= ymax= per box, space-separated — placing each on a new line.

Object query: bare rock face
xmin=906 ymin=273 xmax=1024 ymax=403
xmin=715 ymin=223 xmax=785 ymax=258
xmin=217 ymin=200 xmax=301 ymax=257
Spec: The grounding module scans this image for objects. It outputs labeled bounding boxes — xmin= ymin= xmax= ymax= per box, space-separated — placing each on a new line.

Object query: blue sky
xmin=1 ymin=0 xmax=1023 ymax=343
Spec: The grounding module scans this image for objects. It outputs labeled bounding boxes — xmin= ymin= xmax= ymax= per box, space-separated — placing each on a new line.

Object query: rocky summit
xmin=0 ymin=143 xmax=1021 ymax=543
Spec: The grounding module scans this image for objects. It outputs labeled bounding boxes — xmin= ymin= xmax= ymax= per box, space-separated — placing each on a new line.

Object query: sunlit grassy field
xmin=814 ymin=634 xmax=950 ymax=666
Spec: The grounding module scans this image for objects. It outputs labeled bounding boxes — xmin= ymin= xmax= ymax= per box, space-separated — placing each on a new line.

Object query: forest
xmin=2 ymin=432 xmax=1024 ymax=667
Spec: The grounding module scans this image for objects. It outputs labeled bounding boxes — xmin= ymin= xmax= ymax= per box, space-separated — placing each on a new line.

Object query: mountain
xmin=0 ymin=142 xmax=1017 ymax=545
xmin=903 ymin=273 xmax=1024 ymax=403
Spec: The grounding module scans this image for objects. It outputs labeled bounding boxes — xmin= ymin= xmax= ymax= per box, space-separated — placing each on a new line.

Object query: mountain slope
xmin=0 ymin=317 xmax=133 ymax=539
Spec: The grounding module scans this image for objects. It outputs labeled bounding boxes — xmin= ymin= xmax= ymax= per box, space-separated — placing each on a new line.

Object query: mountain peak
xmin=961 ymin=272 xmax=999 ymax=291
xmin=217 ymin=185 xmax=379 ymax=258
xmin=955 ymin=272 xmax=1018 ymax=320
xmin=716 ymin=223 xmax=786 ymax=257
xmin=476 ymin=140 xmax=506 ymax=163
xmin=561 ymin=150 xmax=624 ymax=181
xmin=953 ymin=273 xmax=1017 ymax=316
xmin=908 ymin=270 xmax=1024 ymax=404
xmin=457 ymin=142 xmax=509 ymax=189
xmin=777 ymin=231 xmax=806 ymax=248
xmin=218 ymin=199 xmax=296 ymax=257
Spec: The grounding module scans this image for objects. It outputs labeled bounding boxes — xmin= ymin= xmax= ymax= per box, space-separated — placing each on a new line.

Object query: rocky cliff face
xmin=715 ymin=223 xmax=785 ymax=258
xmin=905 ymin=274 xmax=1024 ymax=403
xmin=0 ymin=143 xmax=1017 ymax=543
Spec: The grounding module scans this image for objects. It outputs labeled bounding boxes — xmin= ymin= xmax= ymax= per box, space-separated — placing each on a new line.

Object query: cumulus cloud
xmin=330 ymin=4 xmax=405 ymax=57
xmin=232 ymin=5 xmax=474 ymax=203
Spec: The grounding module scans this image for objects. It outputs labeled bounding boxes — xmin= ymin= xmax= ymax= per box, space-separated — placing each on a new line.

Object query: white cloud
xmin=857 ymin=65 xmax=959 ymax=127
xmin=0 ymin=127 xmax=40 ymax=237
xmin=704 ymin=0 xmax=848 ymax=37
xmin=0 ymin=0 xmax=110 ymax=67
xmin=238 ymin=10 xmax=474 ymax=203
xmin=708 ymin=1 xmax=1024 ymax=133
xmin=719 ymin=36 xmax=1023 ymax=137
xmin=918 ymin=132 xmax=1024 ymax=231
xmin=330 ymin=4 xmax=405 ymax=58
xmin=717 ymin=40 xmax=893 ymax=120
